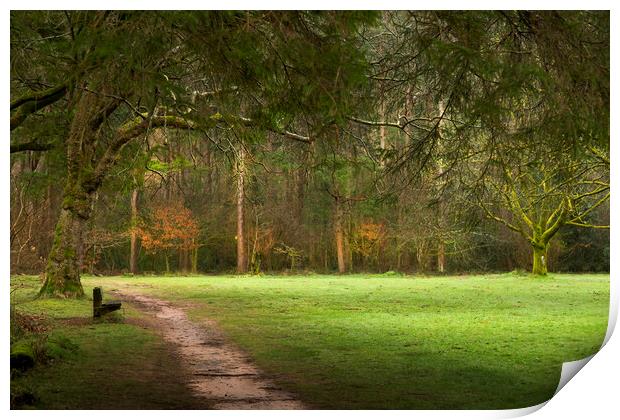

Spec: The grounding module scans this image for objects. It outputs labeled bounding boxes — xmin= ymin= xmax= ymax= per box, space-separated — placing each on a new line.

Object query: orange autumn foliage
xmin=352 ymin=221 xmax=385 ymax=258
xmin=134 ymin=203 xmax=200 ymax=254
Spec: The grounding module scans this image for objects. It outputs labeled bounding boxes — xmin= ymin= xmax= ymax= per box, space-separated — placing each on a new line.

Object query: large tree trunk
xmin=129 ymin=188 xmax=139 ymax=274
xmin=39 ymin=185 xmax=94 ymax=297
xmin=236 ymin=148 xmax=248 ymax=273
xmin=531 ymin=241 xmax=549 ymax=275
xmin=38 ymin=89 xmax=121 ymax=297
xmin=334 ymin=197 xmax=346 ymax=274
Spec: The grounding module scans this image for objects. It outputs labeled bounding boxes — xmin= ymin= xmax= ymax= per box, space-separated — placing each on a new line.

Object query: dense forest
xmin=10 ymin=11 xmax=609 ymax=297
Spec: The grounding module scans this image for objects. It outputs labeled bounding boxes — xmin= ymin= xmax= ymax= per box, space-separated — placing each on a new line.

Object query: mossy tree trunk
xmin=531 ymin=238 xmax=549 ymax=276
xmin=36 ymin=86 xmax=200 ymax=296
xmin=39 ymin=182 xmax=95 ymax=297
xmin=40 ymin=195 xmax=91 ymax=297
xmin=236 ymin=147 xmax=248 ymax=273
xmin=38 ymin=89 xmax=121 ymax=297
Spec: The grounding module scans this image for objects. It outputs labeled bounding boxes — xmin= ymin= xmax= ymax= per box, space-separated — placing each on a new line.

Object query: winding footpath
xmin=111 ymin=289 xmax=307 ymax=409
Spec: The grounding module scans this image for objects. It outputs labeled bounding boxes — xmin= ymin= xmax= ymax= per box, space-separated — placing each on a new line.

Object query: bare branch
xmin=348 ymin=116 xmax=404 ymax=129
xmin=566 ymin=222 xmax=609 ymax=229
xmin=567 ymin=192 xmax=610 ymax=225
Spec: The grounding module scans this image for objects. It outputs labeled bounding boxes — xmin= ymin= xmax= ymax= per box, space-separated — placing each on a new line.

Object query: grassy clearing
xmin=83 ymin=272 xmax=610 ymax=409
xmin=10 ymin=276 xmax=208 ymax=409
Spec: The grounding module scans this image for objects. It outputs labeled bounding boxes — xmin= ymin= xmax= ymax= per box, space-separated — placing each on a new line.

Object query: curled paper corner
xmin=494 ymin=401 xmax=548 ymax=419
xmin=552 ymin=299 xmax=615 ymax=397
xmin=519 ymin=303 xmax=617 ymax=417
xmin=495 ymin=355 xmax=597 ymax=419
xmin=544 ymin=284 xmax=619 ymax=402
xmin=553 ymin=355 xmax=595 ymax=397
xmin=602 ymin=292 xmax=618 ymax=348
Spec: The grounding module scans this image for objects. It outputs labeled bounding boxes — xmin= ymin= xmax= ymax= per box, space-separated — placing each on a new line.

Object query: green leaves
xmin=146 ymin=156 xmax=191 ymax=175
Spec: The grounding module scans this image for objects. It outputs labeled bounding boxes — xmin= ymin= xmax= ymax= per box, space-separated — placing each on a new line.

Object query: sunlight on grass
xmin=80 ymin=273 xmax=609 ymax=409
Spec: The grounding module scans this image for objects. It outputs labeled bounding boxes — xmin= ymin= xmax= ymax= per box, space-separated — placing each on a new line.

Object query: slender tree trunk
xmin=236 ymin=148 xmax=248 ymax=273
xmin=191 ymin=242 xmax=198 ymax=273
xmin=205 ymin=147 xmax=213 ymax=197
xmin=532 ymin=241 xmax=549 ymax=275
xmin=296 ymin=162 xmax=307 ymax=225
xmin=343 ymin=224 xmax=350 ymax=271
xmin=437 ymin=241 xmax=445 ymax=273
xmin=324 ymin=246 xmax=328 ymax=272
xmin=43 ymin=182 xmax=56 ymax=259
xmin=250 ymin=211 xmax=261 ymax=274
xmin=129 ymin=188 xmax=139 ymax=274
xmin=378 ymin=42 xmax=387 ymax=167
xmin=345 ymin=220 xmax=353 ymax=272
xmin=416 ymin=245 xmax=426 ymax=272
xmin=178 ymin=248 xmax=186 ymax=273
xmin=436 ymin=100 xmax=447 ymax=274
xmin=395 ymin=198 xmax=403 ymax=271
xmin=166 ymin=141 xmax=174 ymax=201
xmin=379 ymin=99 xmax=387 ymax=162
xmin=334 ymin=197 xmax=346 ymax=274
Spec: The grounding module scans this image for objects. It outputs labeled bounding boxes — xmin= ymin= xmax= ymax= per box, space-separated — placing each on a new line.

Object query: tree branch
xmin=10 ymin=84 xmax=67 ymax=110
xmin=10 ymin=84 xmax=67 ymax=131
xmin=236 ymin=116 xmax=311 ymax=143
xmin=10 ymin=139 xmax=55 ymax=153
xmin=567 ymin=192 xmax=610 ymax=225
xmin=92 ymin=115 xmax=203 ymax=188
xmin=478 ymin=199 xmax=528 ymax=239
xmin=587 ymin=145 xmax=609 ymax=165
xmin=348 ymin=116 xmax=404 ymax=129
xmin=566 ymin=222 xmax=609 ymax=229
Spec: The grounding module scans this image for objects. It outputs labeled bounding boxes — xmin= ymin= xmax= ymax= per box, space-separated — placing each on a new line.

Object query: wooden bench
xmin=93 ymin=287 xmax=122 ymax=318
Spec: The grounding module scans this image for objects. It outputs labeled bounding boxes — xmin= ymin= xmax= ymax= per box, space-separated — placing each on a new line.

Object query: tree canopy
xmin=9 ymin=10 xmax=609 ymax=296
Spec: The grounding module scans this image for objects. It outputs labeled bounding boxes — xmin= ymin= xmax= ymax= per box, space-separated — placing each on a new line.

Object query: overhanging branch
xmin=10 ymin=139 xmax=55 ymax=153
xmin=10 ymin=84 xmax=68 ymax=131
xmin=10 ymin=84 xmax=67 ymax=110
xmin=348 ymin=116 xmax=404 ymax=129
xmin=237 ymin=116 xmax=311 ymax=143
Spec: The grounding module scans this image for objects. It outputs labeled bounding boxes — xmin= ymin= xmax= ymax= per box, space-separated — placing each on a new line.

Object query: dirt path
xmin=111 ymin=288 xmax=307 ymax=409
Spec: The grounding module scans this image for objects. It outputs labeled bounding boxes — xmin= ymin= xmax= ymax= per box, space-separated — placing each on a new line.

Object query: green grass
xmin=78 ymin=272 xmax=610 ymax=409
xmin=10 ymin=276 xmax=209 ymax=409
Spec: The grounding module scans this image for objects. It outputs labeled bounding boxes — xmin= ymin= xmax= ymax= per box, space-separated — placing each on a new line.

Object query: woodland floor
xmin=10 ymin=273 xmax=609 ymax=409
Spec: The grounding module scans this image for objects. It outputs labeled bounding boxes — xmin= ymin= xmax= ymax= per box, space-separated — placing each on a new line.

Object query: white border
xmin=3 ymin=2 xmax=617 ymax=419
xmin=2 ymin=1 xmax=617 ymax=11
